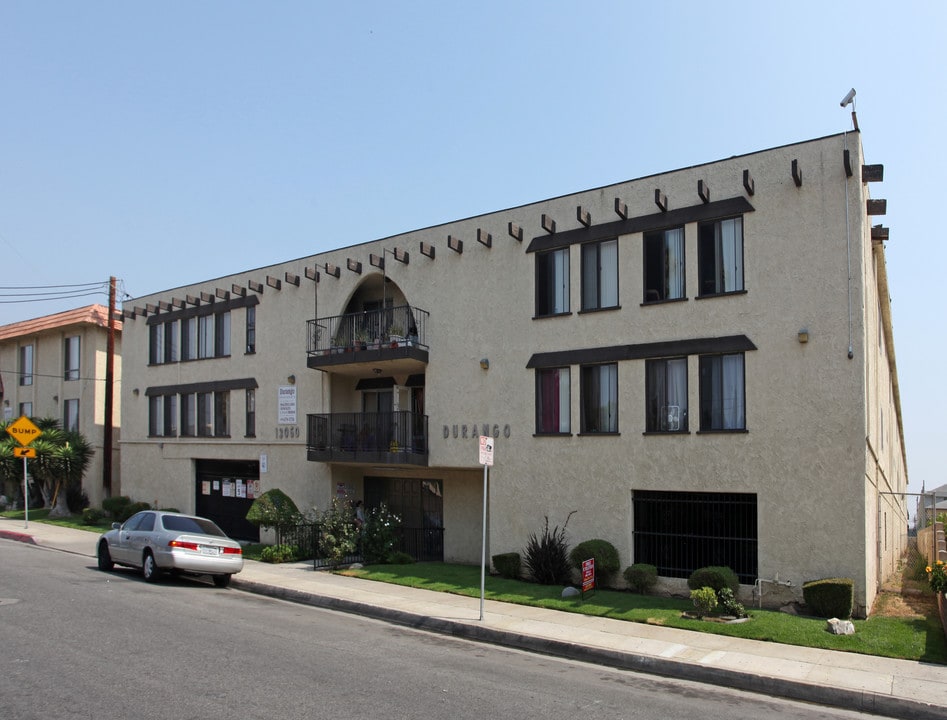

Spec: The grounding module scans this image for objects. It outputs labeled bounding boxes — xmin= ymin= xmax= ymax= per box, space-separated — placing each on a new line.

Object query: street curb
xmin=232 ymin=576 xmax=946 ymax=720
xmin=0 ymin=530 xmax=36 ymax=545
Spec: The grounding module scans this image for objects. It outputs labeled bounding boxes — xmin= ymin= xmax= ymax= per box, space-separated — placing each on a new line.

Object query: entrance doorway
xmin=364 ymin=476 xmax=443 ymax=561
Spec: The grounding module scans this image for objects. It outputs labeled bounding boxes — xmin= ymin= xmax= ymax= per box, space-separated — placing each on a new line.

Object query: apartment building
xmin=0 ymin=304 xmax=121 ymax=507
xmin=118 ymin=131 xmax=906 ymax=616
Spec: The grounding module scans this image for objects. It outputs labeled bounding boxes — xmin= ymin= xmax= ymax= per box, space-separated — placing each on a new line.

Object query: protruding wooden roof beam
xmin=346 ymin=259 xmax=361 ymax=275
xmin=199 ymin=292 xmax=214 ymax=304
xmin=576 ymin=206 xmax=591 ymax=227
xmin=477 ymin=229 xmax=492 ymax=248
xmin=393 ymin=247 xmax=409 ymax=264
xmin=324 ymin=263 xmax=341 ymax=278
xmin=871 ymin=225 xmax=889 ymax=243
xmin=541 ymin=213 xmax=556 ymax=234
xmin=215 ymin=288 xmax=230 ymax=300
xmin=231 ymin=285 xmax=246 ymax=297
xmin=654 ymin=189 xmax=667 ymax=212
xmin=447 ymin=235 xmax=463 ymax=254
xmin=304 ymin=266 xmax=319 ymax=281
xmin=248 ymin=280 xmax=264 ymax=294
xmin=867 ymin=199 xmax=887 ymax=216
xmin=862 ymin=164 xmax=884 ymax=183
xmin=698 ymin=179 xmax=710 ymax=204
xmin=508 ymin=222 xmax=523 ymax=242
xmin=743 ymin=169 xmax=755 ymax=196
xmin=614 ymin=198 xmax=628 ymax=219
xmin=420 ymin=242 xmax=435 ymax=259
xmin=285 ymin=272 xmax=300 ymax=287
xmin=792 ymin=159 xmax=802 ymax=187
xmin=266 ymin=275 xmax=281 ymax=290
xmin=369 ymin=254 xmax=384 ymax=270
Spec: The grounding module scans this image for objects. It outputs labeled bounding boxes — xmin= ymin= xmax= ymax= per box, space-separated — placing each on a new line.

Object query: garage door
xmin=195 ymin=459 xmax=260 ymax=541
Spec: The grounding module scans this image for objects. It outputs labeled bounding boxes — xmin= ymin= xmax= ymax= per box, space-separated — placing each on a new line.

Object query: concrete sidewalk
xmin=3 ymin=516 xmax=946 ymax=719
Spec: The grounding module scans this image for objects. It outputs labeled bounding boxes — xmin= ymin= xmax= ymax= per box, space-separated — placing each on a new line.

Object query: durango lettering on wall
xmin=443 ymin=423 xmax=511 ymax=440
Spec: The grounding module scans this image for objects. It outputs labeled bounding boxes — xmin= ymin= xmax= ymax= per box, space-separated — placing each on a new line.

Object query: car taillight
xmin=222 ymin=546 xmax=242 ymax=555
xmin=169 ymin=540 xmax=199 ymax=551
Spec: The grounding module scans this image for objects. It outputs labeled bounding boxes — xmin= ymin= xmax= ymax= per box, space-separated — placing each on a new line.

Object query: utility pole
xmin=103 ymin=276 xmax=116 ymax=497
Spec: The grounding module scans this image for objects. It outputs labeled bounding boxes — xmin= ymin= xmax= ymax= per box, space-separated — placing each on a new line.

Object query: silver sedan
xmin=97 ymin=510 xmax=244 ymax=587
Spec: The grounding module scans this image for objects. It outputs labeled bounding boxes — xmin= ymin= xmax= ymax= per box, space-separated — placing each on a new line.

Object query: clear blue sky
xmin=1 ymin=1 xmax=943 ymax=509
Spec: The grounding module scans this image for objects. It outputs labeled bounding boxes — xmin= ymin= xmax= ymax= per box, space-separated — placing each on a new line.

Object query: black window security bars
xmin=307 ymin=304 xmax=428 ymax=357
xmin=633 ymin=490 xmax=758 ymax=584
xmin=307 ymin=411 xmax=428 ymax=465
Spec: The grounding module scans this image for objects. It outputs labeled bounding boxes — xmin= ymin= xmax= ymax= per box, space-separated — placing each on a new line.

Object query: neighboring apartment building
xmin=119 ymin=131 xmax=906 ymax=616
xmin=0 ymin=304 xmax=122 ymax=507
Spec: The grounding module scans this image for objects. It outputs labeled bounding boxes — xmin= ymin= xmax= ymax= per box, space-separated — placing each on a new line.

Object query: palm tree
xmin=0 ymin=418 xmax=94 ymax=516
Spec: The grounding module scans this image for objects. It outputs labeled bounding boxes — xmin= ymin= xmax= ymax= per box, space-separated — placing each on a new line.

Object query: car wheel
xmin=97 ymin=541 xmax=114 ymax=571
xmin=142 ymin=551 xmax=161 ymax=583
xmin=212 ymin=574 xmax=232 ymax=588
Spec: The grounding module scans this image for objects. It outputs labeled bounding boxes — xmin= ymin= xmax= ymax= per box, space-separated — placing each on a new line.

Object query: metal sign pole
xmin=22 ymin=456 xmax=29 ymax=529
xmin=480 ymin=461 xmax=488 ymax=621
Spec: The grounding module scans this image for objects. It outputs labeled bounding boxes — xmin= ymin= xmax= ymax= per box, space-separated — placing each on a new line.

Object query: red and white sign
xmin=582 ymin=558 xmax=595 ymax=594
xmin=478 ymin=435 xmax=494 ymax=466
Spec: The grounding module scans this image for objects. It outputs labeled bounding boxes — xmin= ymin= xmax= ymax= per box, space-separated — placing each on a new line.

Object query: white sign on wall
xmin=278 ymin=385 xmax=297 ymax=424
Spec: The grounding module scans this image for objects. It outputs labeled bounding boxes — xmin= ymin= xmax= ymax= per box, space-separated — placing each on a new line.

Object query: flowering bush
xmin=927 ymin=560 xmax=947 ymax=594
xmin=361 ymin=503 xmax=402 ymax=564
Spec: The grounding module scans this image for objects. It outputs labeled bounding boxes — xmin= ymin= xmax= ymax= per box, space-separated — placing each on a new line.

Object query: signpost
xmin=478 ymin=435 xmax=494 ymax=621
xmin=6 ymin=416 xmax=42 ymax=528
xmin=582 ymin=558 xmax=596 ymax=599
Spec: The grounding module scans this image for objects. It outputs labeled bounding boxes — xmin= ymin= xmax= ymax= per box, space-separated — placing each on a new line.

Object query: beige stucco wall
xmin=119 ymin=132 xmax=907 ymax=615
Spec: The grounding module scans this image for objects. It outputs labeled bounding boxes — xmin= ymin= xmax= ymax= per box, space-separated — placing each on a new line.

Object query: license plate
xmin=200 ymin=546 xmax=221 ymax=556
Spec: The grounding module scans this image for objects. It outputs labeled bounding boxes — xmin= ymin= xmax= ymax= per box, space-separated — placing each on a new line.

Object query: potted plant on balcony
xmin=354 ymin=329 xmax=369 ymax=351
xmin=388 ymin=323 xmax=404 ymax=347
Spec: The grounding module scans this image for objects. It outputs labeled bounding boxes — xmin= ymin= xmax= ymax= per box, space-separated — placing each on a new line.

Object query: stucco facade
xmin=0 ymin=304 xmax=122 ymax=508
xmin=119 ymin=131 xmax=906 ymax=616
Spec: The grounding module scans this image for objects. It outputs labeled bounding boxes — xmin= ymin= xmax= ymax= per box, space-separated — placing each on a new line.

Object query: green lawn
xmin=7 ymin=510 xmax=944 ymax=665
xmin=340 ymin=562 xmax=947 ymax=665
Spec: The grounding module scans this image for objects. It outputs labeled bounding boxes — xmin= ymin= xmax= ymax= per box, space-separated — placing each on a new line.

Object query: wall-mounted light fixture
xmin=479 ymin=358 xmax=490 ymax=370
xmin=53 ymin=395 xmax=59 ymax=403
xmin=132 ymin=388 xmax=139 ymax=396
xmin=287 ymin=374 xmax=296 ymax=385
xmin=797 ymin=329 xmax=809 ymax=344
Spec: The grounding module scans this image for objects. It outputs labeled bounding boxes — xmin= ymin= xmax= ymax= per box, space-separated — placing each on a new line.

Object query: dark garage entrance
xmin=195 ymin=459 xmax=260 ymax=541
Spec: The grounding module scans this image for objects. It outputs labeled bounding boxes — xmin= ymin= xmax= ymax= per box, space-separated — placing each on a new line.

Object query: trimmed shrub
xmin=388 ymin=551 xmax=414 ymax=565
xmin=523 ymin=513 xmax=575 ymax=585
xmin=623 ymin=563 xmax=658 ymax=594
xmin=246 ymin=489 xmax=301 ymax=532
xmin=261 ymin=544 xmax=298 ymax=563
xmin=492 ymin=552 xmax=521 ymax=579
xmin=687 ymin=566 xmax=739 ymax=595
xmin=102 ymin=495 xmax=131 ymax=519
xmin=569 ymin=539 xmax=620 ymax=587
xmin=690 ymin=587 xmax=718 ymax=618
xmin=803 ymin=577 xmax=854 ymax=619
xmin=81 ymin=507 xmax=106 ymax=526
xmin=118 ymin=501 xmax=151 ymax=523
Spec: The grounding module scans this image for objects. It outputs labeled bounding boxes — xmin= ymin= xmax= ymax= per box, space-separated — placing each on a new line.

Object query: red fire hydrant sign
xmin=582 ymin=557 xmax=595 ymax=598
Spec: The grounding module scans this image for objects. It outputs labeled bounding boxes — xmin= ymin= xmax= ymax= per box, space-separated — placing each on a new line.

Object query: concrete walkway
xmin=3 ymin=516 xmax=946 ymax=719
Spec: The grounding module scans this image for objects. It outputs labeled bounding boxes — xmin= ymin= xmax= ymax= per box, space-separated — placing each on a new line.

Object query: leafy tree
xmin=245 ymin=488 xmax=301 ymax=533
xmin=0 ymin=418 xmax=93 ymax=517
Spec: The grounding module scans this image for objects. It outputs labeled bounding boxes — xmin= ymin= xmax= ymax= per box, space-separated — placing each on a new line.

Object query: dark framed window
xmin=699 ymin=353 xmax=745 ymax=431
xmin=215 ymin=311 xmax=231 ymax=357
xmin=197 ymin=392 xmax=213 ymax=437
xmin=633 ymin=490 xmax=758 ymax=584
xmin=645 ymin=357 xmax=688 ymax=432
xmin=149 ymin=324 xmax=164 ymax=364
xmin=214 ymin=391 xmax=230 ymax=437
xmin=580 ymin=363 xmax=617 ymax=433
xmin=180 ymin=393 xmax=196 ymax=436
xmin=198 ymin=316 xmax=214 ymax=359
xmin=245 ymin=388 xmax=256 ymax=437
xmin=535 ymin=367 xmax=570 ymax=434
xmin=149 ymin=396 xmax=161 ymax=436
xmin=165 ymin=320 xmax=179 ymax=362
xmin=63 ymin=399 xmax=79 ymax=432
xmin=536 ymin=247 xmax=570 ymax=317
xmin=64 ymin=336 xmax=80 ymax=380
xmin=581 ymin=238 xmax=618 ymax=310
xmin=19 ymin=401 xmax=32 ymax=417
xmin=19 ymin=344 xmax=33 ymax=386
xmin=181 ymin=317 xmax=197 ymax=361
xmin=643 ymin=227 xmax=685 ymax=302
xmin=149 ymin=395 xmax=177 ymax=437
xmin=698 ymin=216 xmax=743 ymax=296
xmin=246 ymin=306 xmax=256 ymax=354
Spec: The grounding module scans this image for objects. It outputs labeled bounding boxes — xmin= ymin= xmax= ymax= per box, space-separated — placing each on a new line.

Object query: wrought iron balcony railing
xmin=307 ymin=411 xmax=428 ymax=466
xmin=307 ymin=305 xmax=428 ymax=356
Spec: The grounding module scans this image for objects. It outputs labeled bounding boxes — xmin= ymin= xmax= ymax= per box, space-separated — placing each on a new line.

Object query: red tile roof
xmin=0 ymin=304 xmax=122 ymax=342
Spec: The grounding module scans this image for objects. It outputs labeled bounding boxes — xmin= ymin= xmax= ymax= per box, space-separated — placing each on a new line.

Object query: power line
xmin=0 ymin=282 xmax=106 ymax=290
xmin=0 ymin=290 xmax=108 ymax=304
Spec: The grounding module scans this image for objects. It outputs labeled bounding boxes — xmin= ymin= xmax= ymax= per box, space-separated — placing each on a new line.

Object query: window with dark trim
xmin=633 ymin=490 xmax=758 ymax=584
xmin=246 ymin=306 xmax=256 ymax=354
xmin=64 ymin=336 xmax=80 ymax=380
xmin=149 ymin=324 xmax=164 ymax=364
xmin=19 ymin=401 xmax=32 ymax=417
xmin=19 ymin=344 xmax=33 ymax=386
xmin=197 ymin=392 xmax=213 ymax=436
xmin=182 ymin=317 xmax=197 ymax=361
xmin=63 ymin=399 xmax=79 ymax=432
xmin=180 ymin=393 xmax=196 ymax=436
xmin=149 ymin=395 xmax=178 ymax=437
xmin=536 ymin=247 xmax=570 ymax=317
xmin=581 ymin=238 xmax=618 ymax=311
xmin=698 ymin=216 xmax=744 ymax=296
xmin=198 ymin=316 xmax=214 ymax=359
xmin=214 ymin=391 xmax=230 ymax=437
xmin=535 ymin=367 xmax=570 ymax=434
xmin=245 ymin=388 xmax=256 ymax=437
xmin=699 ymin=353 xmax=745 ymax=431
xmin=165 ymin=320 xmax=179 ymax=362
xmin=215 ymin=311 xmax=231 ymax=357
xmin=643 ymin=227 xmax=685 ymax=302
xmin=645 ymin=357 xmax=688 ymax=432
xmin=580 ymin=363 xmax=617 ymax=433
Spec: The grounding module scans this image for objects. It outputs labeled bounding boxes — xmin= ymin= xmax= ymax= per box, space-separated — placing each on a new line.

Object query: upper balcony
xmin=306 ymin=305 xmax=429 ymax=375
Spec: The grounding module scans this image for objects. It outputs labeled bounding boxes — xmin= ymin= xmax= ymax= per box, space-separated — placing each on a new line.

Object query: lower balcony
xmin=307 ymin=411 xmax=428 ymax=466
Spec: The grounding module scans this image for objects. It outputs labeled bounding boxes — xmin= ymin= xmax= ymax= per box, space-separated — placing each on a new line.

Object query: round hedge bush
xmin=568 ymin=539 xmax=620 ymax=586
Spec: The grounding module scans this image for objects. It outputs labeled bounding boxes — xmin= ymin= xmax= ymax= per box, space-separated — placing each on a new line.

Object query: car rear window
xmin=161 ymin=515 xmax=226 ymax=537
